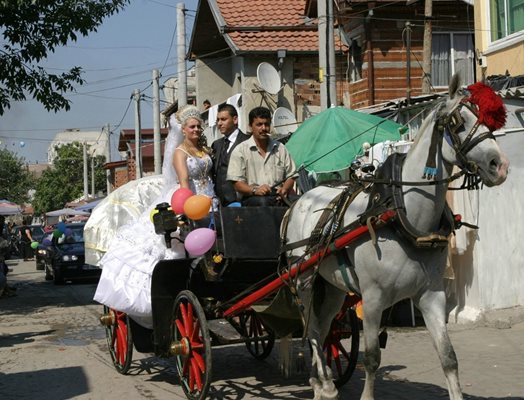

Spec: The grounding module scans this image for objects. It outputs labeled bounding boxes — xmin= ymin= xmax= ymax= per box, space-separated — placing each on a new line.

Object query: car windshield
xmin=31 ymin=226 xmax=45 ymax=241
xmin=57 ymin=225 xmax=84 ymax=245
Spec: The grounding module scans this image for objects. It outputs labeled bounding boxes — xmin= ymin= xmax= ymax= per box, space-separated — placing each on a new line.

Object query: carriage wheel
xmin=171 ymin=290 xmax=212 ymax=400
xmin=102 ymin=305 xmax=133 ymax=374
xmin=323 ymin=304 xmax=360 ymax=388
xmin=240 ymin=309 xmax=275 ymax=360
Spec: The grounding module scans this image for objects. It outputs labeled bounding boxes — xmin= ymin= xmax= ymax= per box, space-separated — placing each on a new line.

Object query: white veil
xmin=162 ymin=113 xmax=183 ymax=187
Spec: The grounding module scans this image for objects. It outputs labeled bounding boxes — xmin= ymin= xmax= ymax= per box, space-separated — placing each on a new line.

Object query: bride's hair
xmin=176 ymin=105 xmax=203 ymax=127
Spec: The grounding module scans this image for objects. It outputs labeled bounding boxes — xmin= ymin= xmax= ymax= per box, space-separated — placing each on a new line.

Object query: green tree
xmin=0 ymin=148 xmax=35 ymax=204
xmin=0 ymin=0 xmax=129 ymax=115
xmin=32 ymin=142 xmax=106 ymax=214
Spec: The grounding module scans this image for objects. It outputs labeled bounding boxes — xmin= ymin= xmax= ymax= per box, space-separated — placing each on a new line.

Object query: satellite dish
xmin=256 ymin=62 xmax=282 ymax=95
xmin=272 ymin=107 xmax=298 ymax=137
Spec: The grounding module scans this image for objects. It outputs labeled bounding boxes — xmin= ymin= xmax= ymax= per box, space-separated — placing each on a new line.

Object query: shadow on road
xmin=0 ymin=367 xmax=89 ymax=400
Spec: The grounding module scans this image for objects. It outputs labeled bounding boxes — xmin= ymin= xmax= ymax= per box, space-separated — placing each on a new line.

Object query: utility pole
xmin=177 ymin=3 xmax=187 ymax=107
xmin=422 ymin=0 xmax=433 ymax=93
xmin=134 ymin=89 xmax=143 ymax=179
xmin=153 ymin=69 xmax=162 ymax=175
xmin=105 ymin=123 xmax=112 ymax=194
xmin=327 ymin=0 xmax=336 ymax=107
xmin=406 ymin=21 xmax=412 ymax=103
xmin=91 ymin=155 xmax=95 ymax=197
xmin=318 ymin=0 xmax=328 ymax=109
xmin=83 ymin=142 xmax=88 ymax=199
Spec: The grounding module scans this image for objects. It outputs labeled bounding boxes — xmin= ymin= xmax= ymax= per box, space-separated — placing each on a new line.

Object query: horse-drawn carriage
xmin=99 ymin=204 xmax=373 ymax=399
xmin=99 ymin=77 xmax=509 ymax=400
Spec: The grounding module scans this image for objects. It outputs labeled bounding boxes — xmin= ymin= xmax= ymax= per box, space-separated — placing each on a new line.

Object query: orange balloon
xmin=183 ymin=195 xmax=212 ymax=220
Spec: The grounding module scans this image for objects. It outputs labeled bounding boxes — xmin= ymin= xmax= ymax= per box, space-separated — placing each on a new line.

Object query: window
xmin=349 ymin=39 xmax=362 ymax=82
xmin=490 ymin=0 xmax=524 ymax=41
xmin=431 ymin=33 xmax=474 ymax=87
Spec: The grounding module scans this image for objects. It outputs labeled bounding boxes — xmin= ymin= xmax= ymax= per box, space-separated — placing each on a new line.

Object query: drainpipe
xmin=365 ymin=3 xmax=375 ymax=105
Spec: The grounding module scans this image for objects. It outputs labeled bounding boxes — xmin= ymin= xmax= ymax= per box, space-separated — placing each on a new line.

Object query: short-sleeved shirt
xmin=227 ymin=136 xmax=296 ymax=187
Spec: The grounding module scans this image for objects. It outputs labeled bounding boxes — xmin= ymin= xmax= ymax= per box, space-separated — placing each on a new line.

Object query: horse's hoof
xmin=309 ymin=377 xmax=322 ymax=400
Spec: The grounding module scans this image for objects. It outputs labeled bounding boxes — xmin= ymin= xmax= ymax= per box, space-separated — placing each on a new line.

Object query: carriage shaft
xmin=223 ymin=210 xmax=396 ymax=317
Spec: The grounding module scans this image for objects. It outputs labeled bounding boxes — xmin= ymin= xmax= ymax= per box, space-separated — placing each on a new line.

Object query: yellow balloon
xmin=183 ymin=195 xmax=212 ymax=220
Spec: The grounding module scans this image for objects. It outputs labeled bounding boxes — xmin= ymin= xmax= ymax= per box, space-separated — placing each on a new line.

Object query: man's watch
xmin=251 ymin=185 xmax=258 ymax=195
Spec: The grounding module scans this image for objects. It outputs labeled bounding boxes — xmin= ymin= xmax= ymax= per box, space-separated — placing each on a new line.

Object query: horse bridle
xmin=438 ymin=99 xmax=496 ymax=174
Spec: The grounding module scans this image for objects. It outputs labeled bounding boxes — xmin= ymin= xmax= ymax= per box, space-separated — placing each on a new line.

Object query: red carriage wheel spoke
xmin=186 ymin=303 xmax=194 ymax=338
xmin=193 ymin=351 xmax=206 ymax=373
xmin=191 ymin=357 xmax=203 ymax=390
xmin=175 ymin=319 xmax=187 ymax=337
xmin=190 ymin=319 xmax=201 ymax=343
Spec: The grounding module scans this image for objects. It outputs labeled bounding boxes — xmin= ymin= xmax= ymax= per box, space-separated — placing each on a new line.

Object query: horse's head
xmin=438 ymin=75 xmax=509 ymax=187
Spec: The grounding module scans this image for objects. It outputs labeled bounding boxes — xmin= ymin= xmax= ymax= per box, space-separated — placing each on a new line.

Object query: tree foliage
xmin=0 ymin=0 xmax=129 ymax=115
xmin=32 ymin=142 xmax=106 ymax=214
xmin=0 ymin=148 xmax=35 ymax=204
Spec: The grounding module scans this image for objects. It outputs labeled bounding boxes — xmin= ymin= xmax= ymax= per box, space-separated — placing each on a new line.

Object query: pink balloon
xmin=184 ymin=228 xmax=216 ymax=256
xmin=171 ymin=188 xmax=194 ymax=214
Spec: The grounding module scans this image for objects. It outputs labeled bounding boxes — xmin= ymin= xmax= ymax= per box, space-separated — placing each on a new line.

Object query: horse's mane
xmin=467 ymin=82 xmax=507 ymax=131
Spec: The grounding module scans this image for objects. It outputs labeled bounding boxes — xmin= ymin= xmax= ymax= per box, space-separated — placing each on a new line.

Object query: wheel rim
xmin=103 ymin=305 xmax=133 ymax=374
xmin=323 ymin=305 xmax=360 ymax=388
xmin=240 ymin=309 xmax=275 ymax=360
xmin=172 ymin=291 xmax=211 ymax=400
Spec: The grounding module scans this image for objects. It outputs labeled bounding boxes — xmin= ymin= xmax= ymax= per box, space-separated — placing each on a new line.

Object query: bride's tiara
xmin=176 ymin=105 xmax=203 ymax=126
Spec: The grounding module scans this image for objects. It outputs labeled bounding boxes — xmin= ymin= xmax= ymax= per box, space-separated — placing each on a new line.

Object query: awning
xmin=0 ymin=199 xmax=22 ymax=216
xmin=74 ymin=199 xmax=104 ymax=211
xmin=45 ymin=208 xmax=90 ymax=217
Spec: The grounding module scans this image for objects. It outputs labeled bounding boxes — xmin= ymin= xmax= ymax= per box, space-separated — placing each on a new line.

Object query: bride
xmin=90 ymin=105 xmax=215 ymax=328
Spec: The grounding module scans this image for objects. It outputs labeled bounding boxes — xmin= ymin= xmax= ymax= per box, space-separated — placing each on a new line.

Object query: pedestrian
xmin=210 ymin=104 xmax=250 ymax=206
xmin=227 ymin=106 xmax=297 ymax=206
xmin=20 ymin=216 xmax=34 ymax=261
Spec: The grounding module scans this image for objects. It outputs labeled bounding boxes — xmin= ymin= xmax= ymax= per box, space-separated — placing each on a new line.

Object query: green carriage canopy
xmin=285 ymin=107 xmax=403 ymax=173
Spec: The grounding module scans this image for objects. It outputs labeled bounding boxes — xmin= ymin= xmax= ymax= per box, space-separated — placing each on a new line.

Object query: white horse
xmin=284 ymin=75 xmax=509 ymax=400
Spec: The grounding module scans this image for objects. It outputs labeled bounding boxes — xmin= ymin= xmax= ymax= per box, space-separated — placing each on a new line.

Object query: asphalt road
xmin=1 ymin=259 xmax=523 ymax=400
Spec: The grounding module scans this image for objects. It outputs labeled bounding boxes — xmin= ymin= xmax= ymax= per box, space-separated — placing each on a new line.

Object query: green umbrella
xmin=286 ymin=107 xmax=403 ymax=173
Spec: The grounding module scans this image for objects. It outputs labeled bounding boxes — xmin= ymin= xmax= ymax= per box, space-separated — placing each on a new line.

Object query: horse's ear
xmin=449 ymin=74 xmax=461 ymax=99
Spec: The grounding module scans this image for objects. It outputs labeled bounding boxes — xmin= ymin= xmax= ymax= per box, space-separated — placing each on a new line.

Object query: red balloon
xmin=171 ymin=188 xmax=194 ymax=214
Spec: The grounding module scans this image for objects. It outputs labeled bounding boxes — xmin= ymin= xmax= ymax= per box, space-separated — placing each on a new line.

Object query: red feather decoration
xmin=466 ymin=82 xmax=507 ymax=131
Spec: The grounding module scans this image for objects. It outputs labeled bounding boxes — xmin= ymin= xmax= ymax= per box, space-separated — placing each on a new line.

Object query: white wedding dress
xmin=90 ymin=115 xmax=215 ymax=328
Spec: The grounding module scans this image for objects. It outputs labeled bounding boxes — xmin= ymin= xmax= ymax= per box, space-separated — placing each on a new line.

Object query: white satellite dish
xmin=256 ymin=62 xmax=282 ymax=95
xmin=272 ymin=107 xmax=298 ymax=137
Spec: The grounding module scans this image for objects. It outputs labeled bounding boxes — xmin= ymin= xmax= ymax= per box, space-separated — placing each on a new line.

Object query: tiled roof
xmin=217 ymin=0 xmax=307 ymax=26
xmin=214 ymin=0 xmax=324 ymax=52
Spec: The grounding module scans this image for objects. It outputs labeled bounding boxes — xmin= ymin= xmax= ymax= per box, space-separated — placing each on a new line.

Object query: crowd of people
xmin=91 ymin=104 xmax=298 ymax=326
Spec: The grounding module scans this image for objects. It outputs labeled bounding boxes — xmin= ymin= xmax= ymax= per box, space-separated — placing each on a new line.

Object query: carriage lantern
xmin=152 ymin=202 xmax=182 ymax=248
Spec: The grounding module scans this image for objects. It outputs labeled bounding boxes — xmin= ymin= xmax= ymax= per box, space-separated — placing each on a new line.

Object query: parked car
xmin=43 ymin=223 xmax=101 ymax=284
xmin=9 ymin=225 xmax=45 ymax=260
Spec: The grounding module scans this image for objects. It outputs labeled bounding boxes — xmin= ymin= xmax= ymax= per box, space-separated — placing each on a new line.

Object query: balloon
xmin=65 ymin=228 xmax=72 ymax=236
xmin=53 ymin=229 xmax=62 ymax=238
xmin=171 ymin=188 xmax=194 ymax=214
xmin=57 ymin=222 xmax=66 ymax=233
xmin=184 ymin=228 xmax=216 ymax=256
xmin=227 ymin=202 xmax=241 ymax=207
xmin=42 ymin=238 xmax=52 ymax=246
xmin=183 ymin=195 xmax=211 ymax=220
xmin=30 ymin=241 xmax=39 ymax=250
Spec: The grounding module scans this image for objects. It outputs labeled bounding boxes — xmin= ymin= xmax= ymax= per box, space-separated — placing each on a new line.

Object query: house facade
xmin=474 ymin=0 xmax=524 ymax=79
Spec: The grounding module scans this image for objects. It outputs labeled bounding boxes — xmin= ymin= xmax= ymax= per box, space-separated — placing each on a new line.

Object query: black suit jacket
xmin=211 ymin=130 xmax=250 ymax=205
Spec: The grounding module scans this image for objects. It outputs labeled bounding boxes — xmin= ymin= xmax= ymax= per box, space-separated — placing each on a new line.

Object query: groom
xmin=211 ymin=104 xmax=250 ymax=206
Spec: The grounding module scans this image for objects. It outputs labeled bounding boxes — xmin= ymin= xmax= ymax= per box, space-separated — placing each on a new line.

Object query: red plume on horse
xmin=467 ymin=82 xmax=507 ymax=132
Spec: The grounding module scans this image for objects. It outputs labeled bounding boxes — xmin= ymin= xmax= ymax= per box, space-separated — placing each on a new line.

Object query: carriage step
xmin=208 ymin=319 xmax=244 ymax=344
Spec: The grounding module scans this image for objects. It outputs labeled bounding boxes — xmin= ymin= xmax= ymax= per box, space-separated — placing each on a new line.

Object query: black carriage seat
xmin=218 ymin=206 xmax=288 ymax=260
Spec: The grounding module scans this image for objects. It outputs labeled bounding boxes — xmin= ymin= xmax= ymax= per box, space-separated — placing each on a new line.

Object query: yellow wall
xmin=474 ymin=0 xmax=524 ymax=78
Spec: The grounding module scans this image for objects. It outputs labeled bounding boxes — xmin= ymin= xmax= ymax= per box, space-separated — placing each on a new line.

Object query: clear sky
xmin=0 ymin=0 xmax=199 ymax=164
